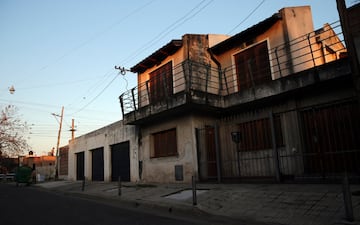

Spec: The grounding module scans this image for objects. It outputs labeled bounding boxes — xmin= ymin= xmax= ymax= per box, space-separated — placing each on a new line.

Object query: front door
xmin=196 ymin=126 xmax=218 ymax=181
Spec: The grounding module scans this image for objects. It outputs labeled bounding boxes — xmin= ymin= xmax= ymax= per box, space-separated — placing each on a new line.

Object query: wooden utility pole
xmin=54 ymin=106 xmax=64 ymax=180
xmin=336 ymin=0 xmax=360 ymax=102
xmin=70 ymin=119 xmax=76 ymax=141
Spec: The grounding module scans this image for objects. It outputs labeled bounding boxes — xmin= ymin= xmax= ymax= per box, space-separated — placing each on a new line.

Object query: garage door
xmin=111 ymin=141 xmax=130 ymax=182
xmin=91 ymin=147 xmax=104 ymax=181
xmin=76 ymin=152 xmax=84 ymax=180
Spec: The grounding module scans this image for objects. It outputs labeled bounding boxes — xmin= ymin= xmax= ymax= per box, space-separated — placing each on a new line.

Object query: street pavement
xmin=34 ymin=180 xmax=360 ymax=225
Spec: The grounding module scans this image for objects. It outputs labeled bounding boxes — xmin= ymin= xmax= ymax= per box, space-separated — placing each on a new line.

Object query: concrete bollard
xmin=342 ymin=172 xmax=354 ymax=222
xmin=192 ymin=175 xmax=197 ymax=206
xmin=81 ymin=176 xmax=86 ymax=192
xmin=118 ymin=176 xmax=122 ymax=196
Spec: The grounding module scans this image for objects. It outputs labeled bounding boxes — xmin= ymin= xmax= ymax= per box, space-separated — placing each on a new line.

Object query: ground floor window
xmin=151 ymin=128 xmax=177 ymax=158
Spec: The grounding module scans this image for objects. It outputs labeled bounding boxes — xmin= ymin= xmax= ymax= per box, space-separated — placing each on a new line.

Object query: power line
xmin=120 ymin=0 xmax=214 ymax=66
xmin=35 ymin=0 xmax=156 ymax=73
xmin=13 ymin=0 xmax=156 ymax=89
xmin=65 ymin=69 xmax=115 ymax=109
xmin=69 ymin=72 xmax=120 ymax=115
xmin=227 ymin=0 xmax=266 ymax=35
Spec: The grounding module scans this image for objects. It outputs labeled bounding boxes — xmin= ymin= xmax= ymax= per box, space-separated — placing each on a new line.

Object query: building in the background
xmin=21 ymin=152 xmax=56 ymax=181
xmin=59 ymin=145 xmax=69 ymax=179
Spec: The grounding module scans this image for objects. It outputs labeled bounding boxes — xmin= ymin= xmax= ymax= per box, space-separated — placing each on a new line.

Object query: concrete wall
xmin=68 ymin=121 xmax=138 ymax=182
xmin=138 ymin=115 xmax=198 ymax=183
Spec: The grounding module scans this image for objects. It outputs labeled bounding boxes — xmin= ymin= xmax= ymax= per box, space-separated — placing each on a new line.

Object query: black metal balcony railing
xmin=120 ymin=21 xmax=346 ymax=117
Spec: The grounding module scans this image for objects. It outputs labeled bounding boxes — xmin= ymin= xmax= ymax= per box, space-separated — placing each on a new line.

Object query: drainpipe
xmin=208 ymin=48 xmax=223 ymax=95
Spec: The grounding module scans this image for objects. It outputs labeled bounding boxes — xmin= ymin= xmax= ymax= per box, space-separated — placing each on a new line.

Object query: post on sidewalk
xmin=81 ymin=176 xmax=86 ymax=192
xmin=192 ymin=175 xmax=197 ymax=206
xmin=269 ymin=112 xmax=281 ymax=183
xmin=118 ymin=176 xmax=122 ymax=196
xmin=342 ymin=172 xmax=354 ymax=222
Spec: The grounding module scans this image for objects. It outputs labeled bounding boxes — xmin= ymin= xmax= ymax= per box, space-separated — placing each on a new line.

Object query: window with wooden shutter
xmin=234 ymin=41 xmax=272 ymax=91
xmin=149 ymin=61 xmax=173 ymax=103
xmin=151 ymin=128 xmax=177 ymax=158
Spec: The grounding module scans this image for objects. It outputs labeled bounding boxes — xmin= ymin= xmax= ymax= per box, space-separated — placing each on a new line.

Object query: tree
xmin=0 ymin=105 xmax=29 ymax=157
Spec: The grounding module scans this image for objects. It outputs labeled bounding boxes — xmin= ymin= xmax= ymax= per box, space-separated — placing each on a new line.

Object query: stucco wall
xmin=68 ymin=121 xmax=138 ymax=182
xmin=139 ymin=115 xmax=199 ymax=183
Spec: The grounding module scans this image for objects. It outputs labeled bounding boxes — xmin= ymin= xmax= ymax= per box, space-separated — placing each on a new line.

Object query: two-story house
xmin=120 ymin=5 xmax=357 ymax=183
xmin=68 ymin=5 xmax=359 ymax=183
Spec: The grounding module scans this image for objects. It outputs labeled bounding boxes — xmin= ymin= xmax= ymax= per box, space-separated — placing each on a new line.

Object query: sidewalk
xmin=35 ymin=180 xmax=360 ymax=225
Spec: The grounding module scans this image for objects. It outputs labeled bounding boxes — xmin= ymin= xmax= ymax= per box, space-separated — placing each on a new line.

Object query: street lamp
xmin=8 ymin=85 xmax=15 ymax=94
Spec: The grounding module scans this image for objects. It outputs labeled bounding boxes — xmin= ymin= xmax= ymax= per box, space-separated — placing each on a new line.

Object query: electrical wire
xmin=34 ymin=0 xmax=156 ymax=73
xmin=69 ymin=72 xmax=120 ymax=115
xmin=65 ymin=69 xmax=115 ymax=109
xmin=120 ymin=0 xmax=214 ymax=66
xmin=227 ymin=0 xmax=266 ymax=35
xmin=12 ymin=0 xmax=155 ymax=89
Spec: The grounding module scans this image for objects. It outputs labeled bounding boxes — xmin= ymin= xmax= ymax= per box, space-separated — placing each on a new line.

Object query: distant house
xmin=68 ymin=5 xmax=360 ymax=183
xmin=59 ymin=145 xmax=69 ymax=179
xmin=21 ymin=155 xmax=56 ymax=181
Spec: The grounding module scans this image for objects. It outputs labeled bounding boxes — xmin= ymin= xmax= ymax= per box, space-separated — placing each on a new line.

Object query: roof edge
xmin=130 ymin=39 xmax=183 ymax=73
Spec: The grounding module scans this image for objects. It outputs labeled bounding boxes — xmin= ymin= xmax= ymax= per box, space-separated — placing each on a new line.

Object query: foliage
xmin=0 ymin=105 xmax=29 ymax=157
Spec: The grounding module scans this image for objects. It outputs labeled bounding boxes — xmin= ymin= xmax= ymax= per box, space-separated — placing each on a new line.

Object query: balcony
xmin=120 ymin=21 xmax=350 ymax=125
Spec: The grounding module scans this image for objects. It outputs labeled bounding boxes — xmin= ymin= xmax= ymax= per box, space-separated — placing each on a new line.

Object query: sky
xmin=0 ymin=0 xmax=354 ymax=155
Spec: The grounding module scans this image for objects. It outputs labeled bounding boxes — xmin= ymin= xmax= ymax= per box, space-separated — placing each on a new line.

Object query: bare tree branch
xmin=0 ymin=105 xmax=29 ymax=157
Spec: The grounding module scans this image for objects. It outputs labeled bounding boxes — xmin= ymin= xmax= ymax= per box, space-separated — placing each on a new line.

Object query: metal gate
xmin=91 ymin=147 xmax=104 ymax=181
xmin=217 ymin=100 xmax=360 ymax=182
xmin=298 ymin=102 xmax=360 ymax=177
xmin=111 ymin=141 xmax=130 ymax=182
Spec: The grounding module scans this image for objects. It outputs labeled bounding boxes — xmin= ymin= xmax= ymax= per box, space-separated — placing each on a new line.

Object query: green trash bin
xmin=15 ymin=166 xmax=33 ymax=186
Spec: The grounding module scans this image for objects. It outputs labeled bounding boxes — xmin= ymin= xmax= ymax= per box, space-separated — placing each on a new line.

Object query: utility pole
xmin=70 ymin=119 xmax=76 ymax=141
xmin=336 ymin=0 xmax=360 ymax=102
xmin=53 ymin=106 xmax=64 ymax=180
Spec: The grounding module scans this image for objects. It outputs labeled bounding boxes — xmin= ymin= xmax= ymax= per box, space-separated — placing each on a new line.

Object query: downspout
xmin=208 ymin=48 xmax=223 ymax=96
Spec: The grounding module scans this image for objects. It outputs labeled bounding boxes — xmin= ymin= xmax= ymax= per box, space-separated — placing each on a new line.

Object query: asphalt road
xmin=0 ymin=183 xmax=239 ymax=225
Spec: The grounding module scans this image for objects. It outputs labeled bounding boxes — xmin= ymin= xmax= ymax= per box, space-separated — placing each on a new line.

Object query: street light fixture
xmin=8 ymin=85 xmax=15 ymax=94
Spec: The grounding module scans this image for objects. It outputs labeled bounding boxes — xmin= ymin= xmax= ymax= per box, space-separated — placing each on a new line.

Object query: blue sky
xmin=0 ymin=0 xmax=349 ymax=155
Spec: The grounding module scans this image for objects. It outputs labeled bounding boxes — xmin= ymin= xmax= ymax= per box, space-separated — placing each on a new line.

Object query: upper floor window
xmin=151 ymin=128 xmax=178 ymax=158
xmin=234 ymin=40 xmax=272 ymax=91
xmin=149 ymin=61 xmax=173 ymax=103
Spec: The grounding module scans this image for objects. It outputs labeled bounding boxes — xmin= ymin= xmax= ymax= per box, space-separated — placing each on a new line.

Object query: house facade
xmin=68 ymin=5 xmax=360 ymax=183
